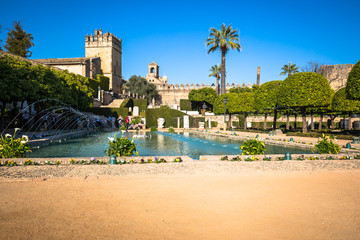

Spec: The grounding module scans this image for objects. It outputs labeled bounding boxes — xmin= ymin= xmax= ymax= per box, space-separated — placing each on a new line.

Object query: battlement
xmin=156 ymin=82 xmax=252 ymax=91
xmin=85 ymin=29 xmax=122 ymax=50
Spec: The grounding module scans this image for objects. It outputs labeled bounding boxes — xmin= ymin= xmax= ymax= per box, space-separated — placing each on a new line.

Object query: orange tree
xmin=278 ymin=72 xmax=332 ymax=133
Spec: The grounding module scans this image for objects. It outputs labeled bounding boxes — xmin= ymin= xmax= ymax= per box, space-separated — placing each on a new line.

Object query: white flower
xmin=121 ymin=130 xmax=126 ymax=133
xmin=14 ymin=128 xmax=21 ymax=133
xmin=21 ymin=141 xmax=27 ymax=144
xmin=108 ymin=137 xmax=115 ymax=142
xmin=5 ymin=134 xmax=12 ymax=138
xmin=22 ymin=135 xmax=29 ymax=141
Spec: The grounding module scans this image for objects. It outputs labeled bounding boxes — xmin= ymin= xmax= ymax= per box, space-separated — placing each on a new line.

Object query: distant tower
xmin=146 ymin=61 xmax=168 ymax=86
xmin=257 ymin=67 xmax=260 ymax=86
xmin=85 ymin=29 xmax=123 ymax=94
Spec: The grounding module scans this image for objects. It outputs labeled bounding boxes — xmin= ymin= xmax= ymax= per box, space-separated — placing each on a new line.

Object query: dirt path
xmin=1 ymin=170 xmax=360 ymax=240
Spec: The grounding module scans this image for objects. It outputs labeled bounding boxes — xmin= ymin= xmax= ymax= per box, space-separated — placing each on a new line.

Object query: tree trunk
xmin=330 ymin=115 xmax=336 ymax=129
xmin=229 ymin=114 xmax=232 ymax=128
xmin=244 ymin=113 xmax=247 ymax=130
xmin=263 ymin=113 xmax=267 ymax=130
xmin=0 ymin=101 xmax=6 ymax=132
xmin=273 ymin=110 xmax=277 ymax=130
xmin=294 ymin=114 xmax=297 ymax=131
xmin=348 ymin=113 xmax=352 ymax=130
xmin=301 ymin=107 xmax=307 ymax=133
xmin=220 ymin=48 xmax=226 ymax=94
xmin=216 ymin=77 xmax=220 ymax=95
xmin=319 ymin=113 xmax=323 ymax=131
xmin=286 ymin=114 xmax=290 ymax=131
xmin=310 ymin=112 xmax=314 ymax=131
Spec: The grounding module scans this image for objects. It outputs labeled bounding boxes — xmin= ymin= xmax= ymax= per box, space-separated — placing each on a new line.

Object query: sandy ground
xmin=1 ymin=169 xmax=360 ymax=240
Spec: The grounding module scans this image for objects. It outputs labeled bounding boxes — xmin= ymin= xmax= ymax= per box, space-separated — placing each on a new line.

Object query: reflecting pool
xmin=28 ymin=131 xmax=311 ymax=159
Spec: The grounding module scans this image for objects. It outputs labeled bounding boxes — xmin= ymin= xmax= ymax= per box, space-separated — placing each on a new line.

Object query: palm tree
xmin=209 ymin=64 xmax=221 ymax=95
xmin=206 ymin=24 xmax=241 ymax=94
xmin=280 ymin=62 xmax=299 ymax=77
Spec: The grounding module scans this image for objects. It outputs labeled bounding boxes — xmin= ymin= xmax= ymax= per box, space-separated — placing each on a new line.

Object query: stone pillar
xmin=98 ymin=86 xmax=101 ymax=100
xmin=208 ymin=118 xmax=211 ymax=129
xmin=133 ymin=106 xmax=139 ymax=116
xmin=184 ymin=115 xmax=189 ymax=129
xmin=177 ymin=117 xmax=181 ymax=129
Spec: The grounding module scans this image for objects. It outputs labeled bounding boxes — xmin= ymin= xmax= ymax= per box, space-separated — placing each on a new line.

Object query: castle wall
xmin=318 ymin=64 xmax=354 ymax=91
xmin=55 ymin=64 xmax=84 ymax=76
xmin=156 ymin=83 xmax=251 ymax=107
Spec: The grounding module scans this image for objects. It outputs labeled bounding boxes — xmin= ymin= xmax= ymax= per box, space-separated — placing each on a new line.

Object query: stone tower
xmin=85 ymin=29 xmax=123 ymax=94
xmin=146 ymin=61 xmax=167 ymax=86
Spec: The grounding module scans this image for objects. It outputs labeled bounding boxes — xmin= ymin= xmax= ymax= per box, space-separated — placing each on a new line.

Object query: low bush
xmin=0 ymin=129 xmax=31 ymax=158
xmin=312 ymin=134 xmax=341 ymax=154
xmin=105 ymin=135 xmax=136 ymax=157
xmin=240 ymin=139 xmax=266 ymax=155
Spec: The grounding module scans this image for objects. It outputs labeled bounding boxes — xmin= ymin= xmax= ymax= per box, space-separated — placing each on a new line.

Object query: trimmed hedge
xmin=85 ymin=107 xmax=123 ymax=118
xmin=133 ymin=99 xmax=147 ymax=113
xmin=180 ymin=99 xmax=192 ymax=111
xmin=145 ymin=109 xmax=204 ymax=128
xmin=97 ymin=75 xmax=110 ymax=91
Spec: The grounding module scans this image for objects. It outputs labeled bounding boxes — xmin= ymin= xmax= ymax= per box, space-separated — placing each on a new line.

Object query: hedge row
xmin=145 ymin=109 xmax=204 ymax=128
xmin=180 ymin=99 xmax=192 ymax=111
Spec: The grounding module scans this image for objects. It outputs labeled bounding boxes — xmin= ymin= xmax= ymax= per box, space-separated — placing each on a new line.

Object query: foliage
xmin=168 ymin=127 xmax=175 ymax=133
xmin=4 ymin=21 xmax=34 ymax=58
xmin=105 ymin=134 xmax=136 ymax=157
xmin=209 ymin=64 xmax=221 ymax=94
xmin=280 ymin=62 xmax=299 ymax=77
xmin=332 ymin=88 xmax=360 ymax=113
xmin=97 ymin=75 xmax=110 ymax=91
xmin=254 ymin=80 xmax=282 ymax=113
xmin=173 ymin=157 xmax=183 ymax=162
xmin=0 ymin=130 xmax=31 ymax=158
xmin=123 ymin=75 xmax=158 ymax=102
xmin=213 ymin=92 xmax=254 ymax=115
xmin=133 ymin=99 xmax=148 ymax=113
xmin=312 ymin=134 xmax=341 ymax=154
xmin=188 ymin=88 xmax=218 ymax=105
xmin=150 ymin=127 xmax=157 ymax=131
xmin=345 ymin=60 xmax=360 ymax=100
xmin=229 ymin=85 xmax=258 ymax=93
xmin=206 ymin=24 xmax=241 ymax=94
xmin=240 ymin=139 xmax=266 ymax=155
xmin=277 ymin=72 xmax=332 ymax=132
xmin=145 ymin=109 xmax=204 ymax=128
xmin=180 ymin=99 xmax=192 ymax=111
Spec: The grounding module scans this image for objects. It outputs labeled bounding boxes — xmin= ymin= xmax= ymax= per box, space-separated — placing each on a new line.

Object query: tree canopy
xmin=209 ymin=64 xmax=221 ymax=95
xmin=4 ymin=21 xmax=34 ymax=58
xmin=345 ymin=60 xmax=360 ymax=100
xmin=278 ymin=72 xmax=332 ymax=132
xmin=206 ymin=24 xmax=241 ymax=94
xmin=123 ymin=75 xmax=158 ymax=102
xmin=254 ymin=80 xmax=282 ymax=113
xmin=188 ymin=87 xmax=218 ymax=105
xmin=213 ymin=92 xmax=254 ymax=115
xmin=332 ymin=88 xmax=360 ymax=113
xmin=280 ymin=62 xmax=299 ymax=77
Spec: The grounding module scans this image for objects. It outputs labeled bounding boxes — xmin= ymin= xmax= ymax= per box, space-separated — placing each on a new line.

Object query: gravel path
xmin=2 ymin=160 xmax=360 ymax=180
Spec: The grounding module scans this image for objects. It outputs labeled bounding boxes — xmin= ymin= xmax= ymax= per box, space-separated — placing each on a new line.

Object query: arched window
xmin=150 ymin=67 xmax=155 ymax=73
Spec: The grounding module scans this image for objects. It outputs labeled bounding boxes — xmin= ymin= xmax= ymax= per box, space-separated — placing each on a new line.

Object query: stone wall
xmin=157 ymin=82 xmax=253 ymax=107
xmin=318 ymin=64 xmax=354 ymax=91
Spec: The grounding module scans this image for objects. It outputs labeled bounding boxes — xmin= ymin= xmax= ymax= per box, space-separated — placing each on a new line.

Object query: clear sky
xmin=1 ymin=0 xmax=359 ymax=86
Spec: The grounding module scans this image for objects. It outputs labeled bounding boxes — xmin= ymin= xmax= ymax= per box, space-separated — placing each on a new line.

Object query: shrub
xmin=150 ymin=127 xmax=157 ymax=131
xmin=168 ymin=127 xmax=175 ymax=133
xmin=145 ymin=109 xmax=204 ymax=128
xmin=240 ymin=139 xmax=266 ymax=155
xmin=312 ymin=134 xmax=341 ymax=154
xmin=97 ymin=75 xmax=110 ymax=91
xmin=180 ymin=99 xmax=192 ymax=111
xmin=0 ymin=129 xmax=32 ymax=158
xmin=346 ymin=60 xmax=360 ymax=100
xmin=105 ymin=134 xmax=136 ymax=157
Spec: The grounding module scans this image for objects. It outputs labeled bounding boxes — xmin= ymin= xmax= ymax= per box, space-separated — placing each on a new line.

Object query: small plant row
xmin=0 ymin=157 xmax=184 ymax=167
xmin=220 ymin=154 xmax=360 ymax=162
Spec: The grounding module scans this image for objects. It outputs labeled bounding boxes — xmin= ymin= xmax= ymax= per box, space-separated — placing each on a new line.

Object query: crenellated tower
xmin=85 ymin=29 xmax=123 ymax=94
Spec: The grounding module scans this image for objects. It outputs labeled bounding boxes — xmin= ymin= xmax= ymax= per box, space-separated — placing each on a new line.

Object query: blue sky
xmin=1 ymin=0 xmax=359 ymax=86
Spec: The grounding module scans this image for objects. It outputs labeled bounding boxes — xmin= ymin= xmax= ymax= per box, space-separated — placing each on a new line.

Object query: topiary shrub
xmin=346 ymin=60 xmax=360 ymax=100
xmin=180 ymin=99 xmax=192 ymax=111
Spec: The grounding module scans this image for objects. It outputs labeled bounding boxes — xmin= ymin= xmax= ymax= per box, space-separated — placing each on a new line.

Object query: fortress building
xmin=318 ymin=64 xmax=354 ymax=91
xmin=35 ymin=29 xmax=125 ymax=94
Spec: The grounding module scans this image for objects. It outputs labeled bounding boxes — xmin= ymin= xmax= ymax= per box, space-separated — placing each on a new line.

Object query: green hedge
xmin=88 ymin=78 xmax=100 ymax=97
xmin=180 ymin=99 xmax=192 ymax=111
xmin=85 ymin=107 xmax=123 ymax=118
xmin=97 ymin=75 xmax=110 ymax=91
xmin=133 ymin=99 xmax=147 ymax=113
xmin=145 ymin=109 xmax=204 ymax=128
